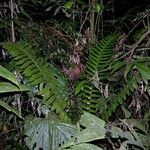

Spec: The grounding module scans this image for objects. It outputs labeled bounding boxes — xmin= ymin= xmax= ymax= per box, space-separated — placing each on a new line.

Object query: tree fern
xmin=79 ymin=34 xmax=119 ymax=114
xmin=3 ymin=42 xmax=69 ymax=121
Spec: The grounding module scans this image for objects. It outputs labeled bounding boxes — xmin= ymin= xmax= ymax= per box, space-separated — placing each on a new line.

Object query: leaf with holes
xmin=62 ymin=112 xmax=106 ymax=148
xmin=24 ymin=115 xmax=76 ymax=150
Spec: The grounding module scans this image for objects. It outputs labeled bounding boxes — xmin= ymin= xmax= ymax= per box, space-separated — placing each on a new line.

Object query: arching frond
xmin=3 ymin=42 xmax=69 ymax=121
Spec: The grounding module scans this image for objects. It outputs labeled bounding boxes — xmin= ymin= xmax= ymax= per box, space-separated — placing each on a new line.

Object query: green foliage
xmin=135 ymin=62 xmax=150 ymax=81
xmin=24 ymin=114 xmax=76 ymax=150
xmin=0 ymin=1 xmax=150 ymax=149
xmin=62 ymin=111 xmax=145 ymax=150
xmin=0 ymin=65 xmax=28 ymax=119
xmin=63 ymin=112 xmax=106 ymax=146
xmin=86 ymin=34 xmax=118 ymax=78
xmin=79 ymin=34 xmax=119 ymax=114
xmin=24 ymin=111 xmax=146 ymax=150
xmin=0 ymin=82 xmax=28 ymax=93
xmin=2 ymin=42 xmax=69 ymax=121
xmin=0 ymin=65 xmax=19 ymax=86
xmin=102 ymin=75 xmax=141 ymax=120
xmin=64 ymin=0 xmax=74 ymax=9
xmin=0 ymin=99 xmax=23 ymax=119
xmin=131 ymin=28 xmax=148 ymax=42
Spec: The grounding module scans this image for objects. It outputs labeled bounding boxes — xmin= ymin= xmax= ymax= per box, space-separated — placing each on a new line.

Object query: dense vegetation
xmin=0 ymin=0 xmax=150 ymax=149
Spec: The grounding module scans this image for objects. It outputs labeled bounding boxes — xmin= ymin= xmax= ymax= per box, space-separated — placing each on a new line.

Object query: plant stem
xmin=90 ymin=0 xmax=96 ymax=44
xmin=10 ymin=0 xmax=15 ymax=42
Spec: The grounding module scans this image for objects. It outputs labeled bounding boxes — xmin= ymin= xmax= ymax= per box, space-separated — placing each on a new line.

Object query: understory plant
xmin=2 ymin=29 xmax=150 ymax=149
xmin=0 ymin=0 xmax=150 ymax=149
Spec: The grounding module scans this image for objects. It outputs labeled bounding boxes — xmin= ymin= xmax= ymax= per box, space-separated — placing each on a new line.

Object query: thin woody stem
xmin=10 ymin=0 xmax=15 ymax=42
xmin=90 ymin=0 xmax=96 ymax=44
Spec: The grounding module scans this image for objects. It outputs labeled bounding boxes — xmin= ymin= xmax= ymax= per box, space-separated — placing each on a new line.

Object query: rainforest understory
xmin=0 ymin=0 xmax=150 ymax=150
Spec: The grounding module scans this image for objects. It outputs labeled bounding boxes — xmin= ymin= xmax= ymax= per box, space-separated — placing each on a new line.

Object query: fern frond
xmin=86 ymin=34 xmax=119 ymax=79
xmin=3 ymin=42 xmax=69 ymax=121
xmin=101 ymin=75 xmax=141 ymax=120
xmin=80 ymin=34 xmax=119 ymax=114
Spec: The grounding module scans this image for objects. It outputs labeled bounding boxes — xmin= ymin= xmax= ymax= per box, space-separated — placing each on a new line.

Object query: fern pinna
xmin=101 ymin=75 xmax=142 ymax=120
xmin=80 ymin=34 xmax=119 ymax=114
xmin=3 ymin=42 xmax=69 ymax=121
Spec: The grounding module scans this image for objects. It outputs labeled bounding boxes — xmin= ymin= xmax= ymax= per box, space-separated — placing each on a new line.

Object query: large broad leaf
xmin=62 ymin=112 xmax=106 ymax=148
xmin=63 ymin=143 xmax=103 ymax=150
xmin=24 ymin=115 xmax=76 ymax=150
xmin=0 ymin=65 xmax=18 ymax=86
xmin=0 ymin=82 xmax=29 ymax=93
xmin=110 ymin=125 xmax=145 ymax=149
xmin=0 ymin=99 xmax=23 ymax=119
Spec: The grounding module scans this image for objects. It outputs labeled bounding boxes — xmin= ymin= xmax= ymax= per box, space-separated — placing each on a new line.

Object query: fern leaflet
xmin=101 ymin=75 xmax=141 ymax=120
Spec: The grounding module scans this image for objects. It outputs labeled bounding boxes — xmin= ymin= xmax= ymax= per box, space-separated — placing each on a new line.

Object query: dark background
xmin=113 ymin=0 xmax=150 ymax=16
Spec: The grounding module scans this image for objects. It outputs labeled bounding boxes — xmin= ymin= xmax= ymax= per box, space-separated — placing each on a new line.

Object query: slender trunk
xmin=10 ymin=0 xmax=15 ymax=42
xmin=90 ymin=0 xmax=96 ymax=44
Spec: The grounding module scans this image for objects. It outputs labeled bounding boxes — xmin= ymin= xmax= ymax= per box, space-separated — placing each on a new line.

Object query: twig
xmin=90 ymin=0 xmax=96 ymax=44
xmin=100 ymin=0 xmax=104 ymax=38
xmin=127 ymin=30 xmax=150 ymax=62
xmin=79 ymin=6 xmax=91 ymax=36
xmin=146 ymin=37 xmax=150 ymax=48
